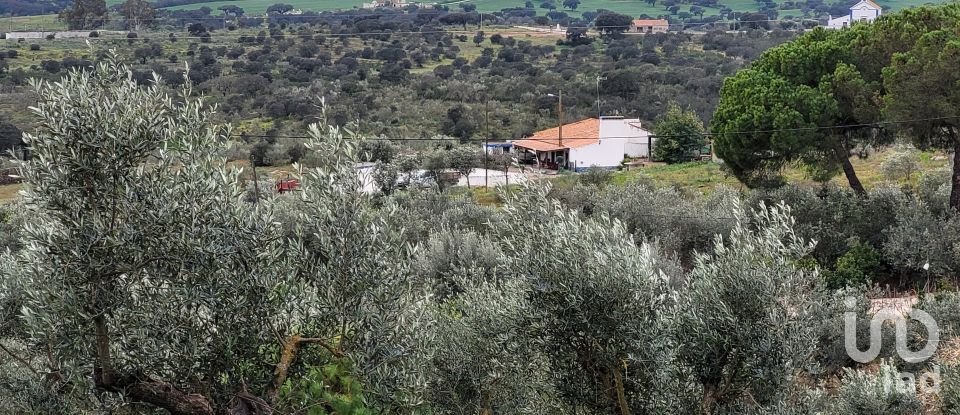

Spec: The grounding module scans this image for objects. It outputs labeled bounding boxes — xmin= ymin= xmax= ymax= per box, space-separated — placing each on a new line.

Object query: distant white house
xmin=827 ymin=0 xmax=882 ymax=29
xmin=510 ymin=117 xmax=653 ymax=172
xmin=362 ymin=0 xmax=409 ymax=9
xmin=631 ymin=19 xmax=669 ymax=34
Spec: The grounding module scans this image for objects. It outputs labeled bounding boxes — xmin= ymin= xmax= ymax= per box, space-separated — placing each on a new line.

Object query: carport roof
xmin=511 ymin=118 xmax=600 ymax=152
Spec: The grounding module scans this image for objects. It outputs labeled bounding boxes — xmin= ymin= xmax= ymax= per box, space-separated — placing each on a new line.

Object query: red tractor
xmin=276 ymin=175 xmax=300 ymax=193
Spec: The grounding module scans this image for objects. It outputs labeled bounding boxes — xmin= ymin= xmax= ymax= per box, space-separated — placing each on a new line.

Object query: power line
xmin=230 ymin=114 xmax=960 ymax=142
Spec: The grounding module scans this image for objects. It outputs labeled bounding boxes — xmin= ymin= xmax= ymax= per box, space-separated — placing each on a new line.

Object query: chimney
xmin=599 ymin=116 xmax=624 ymax=141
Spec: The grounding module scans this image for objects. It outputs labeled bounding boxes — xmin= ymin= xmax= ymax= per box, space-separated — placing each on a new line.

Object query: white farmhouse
xmin=827 ymin=0 xmax=882 ymax=29
xmin=511 ymin=117 xmax=653 ymax=172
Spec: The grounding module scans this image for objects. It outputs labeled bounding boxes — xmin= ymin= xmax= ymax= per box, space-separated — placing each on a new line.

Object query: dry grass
xmin=612 ymin=148 xmax=951 ymax=194
xmin=0 ymin=184 xmax=20 ymax=202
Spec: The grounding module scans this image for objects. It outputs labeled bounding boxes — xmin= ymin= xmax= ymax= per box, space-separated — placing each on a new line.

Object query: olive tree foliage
xmin=596 ymin=181 xmax=739 ymax=265
xmin=2 ymin=61 xmax=278 ymax=415
xmin=830 ymin=361 xmax=922 ymax=415
xmin=882 ymin=198 xmax=960 ymax=278
xmin=438 ymin=185 xmax=678 ymax=415
xmin=424 ymin=183 xmax=829 ymax=415
xmin=280 ymin=121 xmax=435 ymax=412
xmin=448 ymin=145 xmax=478 ymax=187
xmin=672 ymin=202 xmax=823 ymax=413
xmin=880 ymin=144 xmax=921 ymax=183
xmin=747 ymin=184 xmax=907 ymax=269
xmin=0 ymin=60 xmax=432 ymax=414
xmin=417 ymin=229 xmax=503 ymax=301
xmin=372 ymin=160 xmax=400 ymax=195
xmin=429 ymin=276 xmax=561 ymax=415
xmin=917 ymin=167 xmax=952 ymax=213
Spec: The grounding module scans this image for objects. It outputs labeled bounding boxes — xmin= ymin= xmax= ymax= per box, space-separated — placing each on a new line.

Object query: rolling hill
xmin=114 ymin=0 xmax=951 ymax=17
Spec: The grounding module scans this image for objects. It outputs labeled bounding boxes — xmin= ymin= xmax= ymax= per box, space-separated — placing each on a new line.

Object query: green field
xmin=0 ymin=15 xmax=66 ymax=32
xmin=604 ymin=148 xmax=952 ymax=194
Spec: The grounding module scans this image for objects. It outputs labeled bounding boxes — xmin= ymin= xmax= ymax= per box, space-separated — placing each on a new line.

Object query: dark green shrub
xmin=824 ymin=242 xmax=881 ymax=289
xmin=579 ymin=166 xmax=613 ymax=187
xmin=277 ymin=355 xmax=373 ymax=415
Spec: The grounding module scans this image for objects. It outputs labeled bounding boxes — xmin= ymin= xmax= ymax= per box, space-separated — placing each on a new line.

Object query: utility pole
xmin=557 ymin=88 xmax=563 ymax=147
xmin=595 ymin=74 xmax=605 ymax=119
xmin=484 ymin=99 xmax=489 ymax=188
xmin=547 ymin=89 xmax=564 ymax=169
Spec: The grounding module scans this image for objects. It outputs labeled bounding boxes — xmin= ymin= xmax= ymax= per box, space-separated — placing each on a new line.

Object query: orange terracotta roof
xmin=856 ymin=0 xmax=881 ymax=9
xmin=632 ymin=19 xmax=669 ymax=26
xmin=512 ymin=118 xmax=600 ymax=152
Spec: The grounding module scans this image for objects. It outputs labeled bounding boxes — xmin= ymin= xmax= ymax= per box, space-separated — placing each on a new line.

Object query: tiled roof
xmin=512 ymin=118 xmax=600 ymax=152
xmin=855 ymin=0 xmax=881 ymax=9
xmin=632 ymin=19 xmax=669 ymax=26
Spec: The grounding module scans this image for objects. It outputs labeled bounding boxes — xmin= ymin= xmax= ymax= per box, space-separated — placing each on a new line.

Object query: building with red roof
xmin=631 ymin=19 xmax=669 ymax=33
xmin=511 ymin=117 xmax=652 ymax=171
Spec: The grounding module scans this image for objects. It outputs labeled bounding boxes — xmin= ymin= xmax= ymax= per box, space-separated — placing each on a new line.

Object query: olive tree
xmin=448 ymin=145 xmax=479 ymax=187
xmin=671 ymin=202 xmax=823 ymax=414
xmin=3 ymin=59 xmax=280 ymax=414
xmin=880 ymin=145 xmax=921 ymax=183
xmin=278 ymin=121 xmax=436 ymax=412
xmin=485 ymin=185 xmax=677 ymax=414
xmin=0 ymin=60 xmax=433 ymax=414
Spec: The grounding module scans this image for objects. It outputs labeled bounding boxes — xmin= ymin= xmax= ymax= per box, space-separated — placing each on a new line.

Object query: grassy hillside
xmin=610 ymin=148 xmax=950 ymax=194
xmin=0 ymin=15 xmax=66 ymax=31
xmin=0 ymin=148 xmax=946 ymax=204
xmin=112 ymin=0 xmax=955 ymax=17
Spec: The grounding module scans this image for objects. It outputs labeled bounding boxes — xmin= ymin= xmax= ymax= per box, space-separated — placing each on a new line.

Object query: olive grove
xmin=0 ymin=61 xmax=958 ymax=415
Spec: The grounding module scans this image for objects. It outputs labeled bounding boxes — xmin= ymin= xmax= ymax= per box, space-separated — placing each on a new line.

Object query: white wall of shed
xmin=569 ymin=140 xmax=624 ymax=169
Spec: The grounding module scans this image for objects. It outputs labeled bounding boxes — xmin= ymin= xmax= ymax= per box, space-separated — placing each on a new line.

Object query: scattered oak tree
xmin=593 ymin=12 xmax=634 ymax=40
xmin=119 ymin=0 xmax=155 ymax=30
xmin=59 ymin=0 xmax=109 ymax=30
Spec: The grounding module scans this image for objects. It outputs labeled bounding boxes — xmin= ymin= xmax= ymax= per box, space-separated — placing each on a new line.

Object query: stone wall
xmin=4 ymin=30 xmax=126 ymax=40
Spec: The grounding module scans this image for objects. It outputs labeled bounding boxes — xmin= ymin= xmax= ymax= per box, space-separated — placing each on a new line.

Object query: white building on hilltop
xmin=827 ymin=0 xmax=882 ymax=29
xmin=362 ymin=0 xmax=408 ymax=9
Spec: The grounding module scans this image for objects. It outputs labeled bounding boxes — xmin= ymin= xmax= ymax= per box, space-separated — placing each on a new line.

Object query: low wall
xmin=0 ymin=168 xmax=21 ymax=185
xmin=4 ymin=30 xmax=127 ymax=40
